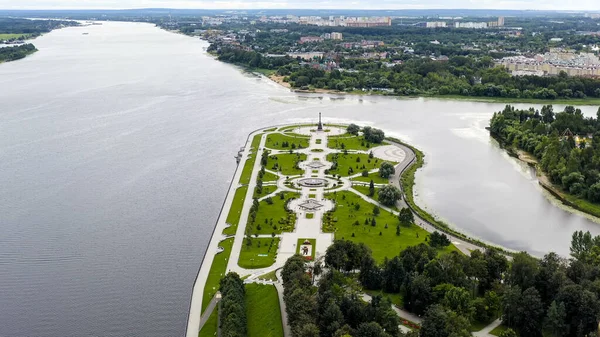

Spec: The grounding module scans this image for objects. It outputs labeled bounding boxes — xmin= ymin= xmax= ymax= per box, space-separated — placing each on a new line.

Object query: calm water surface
xmin=1 ymin=21 xmax=599 ymax=337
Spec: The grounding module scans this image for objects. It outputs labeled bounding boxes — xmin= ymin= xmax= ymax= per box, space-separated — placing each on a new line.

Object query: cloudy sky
xmin=1 ymin=0 xmax=600 ymax=10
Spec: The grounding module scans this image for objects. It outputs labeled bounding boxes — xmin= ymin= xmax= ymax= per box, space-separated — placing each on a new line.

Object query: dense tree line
xmin=219 ymin=273 xmax=247 ymax=337
xmin=490 ymin=105 xmax=600 ymax=203
xmin=0 ymin=44 xmax=36 ymax=62
xmin=207 ymin=17 xmax=600 ymax=100
xmin=0 ymin=18 xmax=78 ymax=35
xmin=281 ymin=233 xmax=600 ymax=337
xmin=282 ymin=252 xmax=407 ymax=337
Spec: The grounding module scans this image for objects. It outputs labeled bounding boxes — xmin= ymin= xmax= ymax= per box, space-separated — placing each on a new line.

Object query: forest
xmin=0 ymin=18 xmax=78 ymax=36
xmin=274 ymin=233 xmax=600 ymax=337
xmin=490 ymin=105 xmax=600 ymax=204
xmin=0 ymin=44 xmax=37 ymax=62
xmin=210 ymin=45 xmax=600 ymax=99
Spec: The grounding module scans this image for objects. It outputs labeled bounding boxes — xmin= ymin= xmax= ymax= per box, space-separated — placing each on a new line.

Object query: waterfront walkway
xmin=187 ymin=124 xmax=496 ymax=337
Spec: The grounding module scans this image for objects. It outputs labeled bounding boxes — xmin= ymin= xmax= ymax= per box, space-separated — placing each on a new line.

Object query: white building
xmin=426 ymin=21 xmax=447 ymax=28
xmin=455 ymin=22 xmax=488 ymax=29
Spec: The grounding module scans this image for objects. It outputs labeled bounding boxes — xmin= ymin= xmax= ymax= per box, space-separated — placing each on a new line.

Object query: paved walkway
xmin=385 ymin=140 xmax=483 ymax=255
xmin=275 ymin=269 xmax=292 ymax=337
xmin=473 ymin=319 xmax=502 ymax=337
xmin=198 ymin=294 xmax=220 ymax=330
xmin=185 ymin=131 xmax=260 ymax=337
xmin=361 ymin=292 xmax=502 ymax=336
xmin=187 ymin=125 xmax=500 ymax=337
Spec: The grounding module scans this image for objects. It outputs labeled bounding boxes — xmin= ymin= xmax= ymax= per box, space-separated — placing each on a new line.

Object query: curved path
xmin=385 ymin=140 xmax=486 ymax=255
xmin=187 ymin=125 xmax=499 ymax=337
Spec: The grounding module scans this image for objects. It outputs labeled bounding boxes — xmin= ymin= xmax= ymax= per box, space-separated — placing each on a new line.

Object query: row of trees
xmin=282 ymin=253 xmax=405 ymax=337
xmin=219 ymin=273 xmax=247 ymax=337
xmin=212 ymin=42 xmax=600 ymax=100
xmin=296 ymin=231 xmax=600 ymax=337
xmin=490 ymin=105 xmax=600 ymax=203
xmin=0 ymin=44 xmax=36 ymax=62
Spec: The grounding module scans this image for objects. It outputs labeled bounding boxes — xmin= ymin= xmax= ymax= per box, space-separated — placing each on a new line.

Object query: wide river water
xmin=1 ymin=21 xmax=600 ymax=337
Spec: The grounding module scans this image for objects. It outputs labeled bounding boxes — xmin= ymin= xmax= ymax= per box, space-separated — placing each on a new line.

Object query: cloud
xmin=1 ymin=0 xmax=600 ymax=10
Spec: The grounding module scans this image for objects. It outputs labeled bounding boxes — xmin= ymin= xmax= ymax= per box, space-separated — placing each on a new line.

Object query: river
xmin=0 ymin=21 xmax=599 ymax=337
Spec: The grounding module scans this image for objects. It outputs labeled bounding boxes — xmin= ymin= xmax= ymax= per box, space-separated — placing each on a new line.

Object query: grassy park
xmin=352 ymin=172 xmax=390 ymax=184
xmin=198 ymin=309 xmax=218 ymax=337
xmin=257 ymin=270 xmax=278 ymax=281
xmin=326 ymin=153 xmax=385 ymax=177
xmin=364 ymin=289 xmax=404 ymax=307
xmin=268 ymin=153 xmax=306 ymax=176
xmin=238 ymin=237 xmax=280 ymax=268
xmin=253 ymin=185 xmax=277 ymax=199
xmin=352 ymin=184 xmax=380 ymax=198
xmin=223 ymin=186 xmax=248 ymax=236
xmin=324 ymin=191 xmax=453 ymax=262
xmin=328 ymin=135 xmax=382 ymax=151
xmin=202 ymin=237 xmax=234 ymax=311
xmin=265 ymin=133 xmax=309 ymax=150
xmin=240 ymin=134 xmax=263 ymax=185
xmin=0 ymin=33 xmax=28 ymax=40
xmin=245 ymin=284 xmax=284 ymax=337
xmin=248 ymin=192 xmax=299 ymax=235
xmin=261 ymin=171 xmax=279 ymax=182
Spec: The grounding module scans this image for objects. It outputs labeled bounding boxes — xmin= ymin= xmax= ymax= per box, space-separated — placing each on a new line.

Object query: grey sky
xmin=1 ymin=0 xmax=600 ymax=10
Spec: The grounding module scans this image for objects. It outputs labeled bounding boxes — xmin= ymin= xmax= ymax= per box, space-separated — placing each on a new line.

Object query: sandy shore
xmin=268 ymin=74 xmax=353 ymax=95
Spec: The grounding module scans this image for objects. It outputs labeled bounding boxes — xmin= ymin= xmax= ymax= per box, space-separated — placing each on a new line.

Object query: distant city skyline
xmin=2 ymin=0 xmax=600 ymax=11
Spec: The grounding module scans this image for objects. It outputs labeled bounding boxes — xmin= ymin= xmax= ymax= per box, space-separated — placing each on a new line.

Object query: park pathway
xmin=187 ymin=124 xmax=507 ymax=337
xmin=361 ymin=292 xmax=502 ymax=336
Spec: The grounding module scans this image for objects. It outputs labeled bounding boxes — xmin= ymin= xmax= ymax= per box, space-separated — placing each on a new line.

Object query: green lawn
xmin=327 ymin=153 xmax=387 ymax=177
xmin=0 ymin=33 xmax=27 ymax=40
xmin=279 ymin=124 xmax=313 ymax=132
xmin=248 ymin=192 xmax=300 ymax=235
xmin=558 ymin=188 xmax=600 ymax=219
xmin=328 ymin=136 xmax=383 ymax=151
xmin=284 ymin=131 xmax=311 ymax=138
xmin=239 ymin=238 xmax=280 ymax=269
xmin=296 ymin=238 xmax=316 ymax=259
xmin=245 ymin=284 xmax=284 ymax=337
xmin=364 ymin=289 xmax=404 ymax=307
xmin=253 ymin=185 xmax=278 ymax=199
xmin=203 ymin=238 xmax=234 ymax=311
xmin=490 ymin=324 xmax=511 ymax=336
xmin=198 ymin=309 xmax=218 ymax=337
xmin=352 ymin=185 xmax=379 ymax=199
xmin=265 ymin=133 xmax=310 ymax=150
xmin=262 ymin=171 xmax=279 ymax=182
xmin=250 ymin=133 xmax=262 ymax=149
xmin=328 ymin=132 xmax=352 ymax=138
xmin=258 ymin=270 xmax=278 ymax=281
xmin=223 ymin=186 xmax=248 ymax=236
xmin=352 ymin=172 xmax=390 ymax=184
xmin=239 ymin=134 xmax=263 ymax=185
xmin=324 ymin=191 xmax=445 ymax=262
xmin=268 ymin=153 xmax=306 ymax=176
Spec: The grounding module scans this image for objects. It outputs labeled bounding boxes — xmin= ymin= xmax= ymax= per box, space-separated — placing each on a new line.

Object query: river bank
xmin=263 ymin=70 xmax=600 ymax=105
xmin=491 ymin=132 xmax=600 ymax=221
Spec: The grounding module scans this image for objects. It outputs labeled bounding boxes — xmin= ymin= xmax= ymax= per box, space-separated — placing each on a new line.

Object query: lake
xmin=1 ymin=21 xmax=599 ymax=337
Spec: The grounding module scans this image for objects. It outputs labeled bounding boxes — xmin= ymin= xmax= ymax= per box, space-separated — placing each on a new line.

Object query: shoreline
xmin=187 ymin=123 xmax=519 ymax=336
xmin=491 ymin=132 xmax=600 ymax=222
xmin=388 ymin=137 xmax=515 ymax=255
xmin=250 ymin=72 xmax=600 ymax=105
